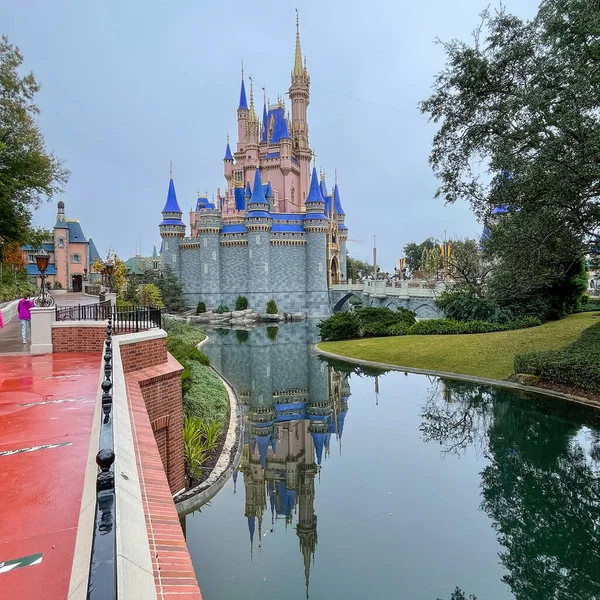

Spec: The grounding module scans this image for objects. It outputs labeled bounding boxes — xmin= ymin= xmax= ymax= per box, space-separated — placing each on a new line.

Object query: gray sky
xmin=3 ymin=0 xmax=538 ymax=271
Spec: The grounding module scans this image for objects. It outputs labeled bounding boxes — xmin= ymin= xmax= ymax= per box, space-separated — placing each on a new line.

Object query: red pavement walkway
xmin=0 ymin=353 xmax=98 ymax=600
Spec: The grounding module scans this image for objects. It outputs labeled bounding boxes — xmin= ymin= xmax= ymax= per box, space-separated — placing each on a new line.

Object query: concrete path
xmin=0 ymin=353 xmax=98 ymax=600
xmin=0 ymin=293 xmax=99 ymax=354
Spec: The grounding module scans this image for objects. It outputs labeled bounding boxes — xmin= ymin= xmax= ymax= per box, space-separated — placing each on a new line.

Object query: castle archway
xmin=330 ymin=256 xmax=339 ymax=285
xmin=332 ymin=292 xmax=362 ymax=312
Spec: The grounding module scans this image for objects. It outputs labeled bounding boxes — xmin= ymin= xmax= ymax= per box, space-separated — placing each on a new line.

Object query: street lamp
xmin=105 ymin=261 xmax=114 ymax=292
xmin=34 ymin=248 xmax=54 ymax=307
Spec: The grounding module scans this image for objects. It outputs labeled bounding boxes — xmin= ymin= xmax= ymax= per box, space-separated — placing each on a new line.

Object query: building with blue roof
xmin=159 ymin=13 xmax=348 ymax=317
xmin=21 ymin=200 xmax=100 ymax=291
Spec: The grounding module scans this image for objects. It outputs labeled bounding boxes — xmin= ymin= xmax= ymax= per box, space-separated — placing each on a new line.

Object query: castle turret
xmin=289 ymin=11 xmax=312 ymax=202
xmin=333 ymin=176 xmax=348 ymax=282
xmin=245 ymin=168 xmax=272 ymax=311
xmin=237 ymin=71 xmax=249 ymax=151
xmin=246 ymin=79 xmax=259 ymax=169
xmin=159 ymin=166 xmax=186 ymax=276
xmin=224 ymin=135 xmax=234 ymax=182
xmin=197 ymin=192 xmax=222 ymax=307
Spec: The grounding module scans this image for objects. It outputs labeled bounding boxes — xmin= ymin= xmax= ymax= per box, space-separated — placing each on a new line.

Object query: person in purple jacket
xmin=18 ymin=294 xmax=35 ymax=344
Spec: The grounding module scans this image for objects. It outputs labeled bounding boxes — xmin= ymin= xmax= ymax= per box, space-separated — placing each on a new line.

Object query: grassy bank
xmin=318 ymin=312 xmax=600 ymax=380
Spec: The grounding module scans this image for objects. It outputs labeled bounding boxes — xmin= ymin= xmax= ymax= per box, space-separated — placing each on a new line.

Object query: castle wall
xmin=219 ymin=239 xmax=249 ymax=307
xmin=180 ymin=246 xmax=202 ymax=297
xmin=306 ymin=231 xmax=330 ymax=316
xmin=269 ymin=243 xmax=307 ymax=313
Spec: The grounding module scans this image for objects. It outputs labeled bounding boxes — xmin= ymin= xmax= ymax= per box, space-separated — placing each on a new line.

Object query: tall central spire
xmin=293 ymin=8 xmax=303 ymax=78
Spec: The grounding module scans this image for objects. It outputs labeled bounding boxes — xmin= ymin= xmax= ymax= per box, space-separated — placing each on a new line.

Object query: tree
xmin=404 ymin=239 xmax=437 ymax=273
xmin=122 ymin=277 xmax=139 ymax=304
xmin=94 ymin=248 xmax=127 ymax=292
xmin=156 ymin=267 xmax=187 ymax=313
xmin=139 ymin=283 xmax=164 ymax=308
xmin=346 ymin=254 xmax=375 ymax=281
xmin=419 ymin=0 xmax=600 ymax=253
xmin=0 ymin=35 xmax=69 ymax=244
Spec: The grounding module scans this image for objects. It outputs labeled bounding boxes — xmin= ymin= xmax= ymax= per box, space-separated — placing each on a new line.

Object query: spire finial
xmin=334 ymin=168 xmax=338 ymax=185
xmin=312 ymin=148 xmax=316 ymax=170
xmin=263 ymin=85 xmax=267 ymax=105
xmin=227 ymin=133 xmax=230 ymax=144
xmin=293 ymin=8 xmax=303 ymax=78
xmin=241 ymin=59 xmax=244 ymax=79
xmin=169 ymin=159 xmax=173 ymax=179
xmin=197 ymin=188 xmax=200 ymax=198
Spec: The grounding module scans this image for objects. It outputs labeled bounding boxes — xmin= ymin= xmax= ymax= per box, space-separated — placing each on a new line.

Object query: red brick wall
xmin=126 ymin=353 xmax=185 ymax=493
xmin=120 ymin=338 xmax=168 ymax=373
xmin=52 ymin=326 xmax=107 ymax=353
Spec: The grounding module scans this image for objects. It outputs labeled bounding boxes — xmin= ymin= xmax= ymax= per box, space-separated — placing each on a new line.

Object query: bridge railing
xmin=333 ymin=280 xmax=445 ymax=298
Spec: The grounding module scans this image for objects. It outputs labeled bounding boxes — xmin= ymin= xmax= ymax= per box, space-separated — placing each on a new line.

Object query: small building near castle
xmin=159 ymin=16 xmax=348 ymax=317
xmin=22 ymin=200 xmax=100 ymax=291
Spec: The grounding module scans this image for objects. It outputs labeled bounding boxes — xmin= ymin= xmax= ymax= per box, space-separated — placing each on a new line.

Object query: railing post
xmin=87 ymin=313 xmax=117 ymax=599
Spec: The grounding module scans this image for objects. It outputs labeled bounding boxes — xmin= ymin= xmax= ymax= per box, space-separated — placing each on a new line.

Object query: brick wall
xmin=126 ymin=352 xmax=185 ymax=494
xmin=52 ymin=325 xmax=107 ymax=353
xmin=120 ymin=337 xmax=168 ymax=373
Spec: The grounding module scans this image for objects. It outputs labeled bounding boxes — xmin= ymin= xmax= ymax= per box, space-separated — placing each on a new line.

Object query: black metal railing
xmin=56 ymin=301 xmax=111 ymax=321
xmin=112 ymin=305 xmax=162 ymax=334
xmin=55 ymin=302 xmax=162 ymax=333
xmin=88 ymin=318 xmax=116 ymax=599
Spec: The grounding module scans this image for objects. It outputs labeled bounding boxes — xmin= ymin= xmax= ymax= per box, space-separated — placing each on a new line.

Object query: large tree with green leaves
xmin=0 ymin=35 xmax=68 ymax=245
xmin=419 ymin=0 xmax=600 ymax=251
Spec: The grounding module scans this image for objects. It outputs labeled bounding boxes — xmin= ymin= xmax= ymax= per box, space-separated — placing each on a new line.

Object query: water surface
xmin=183 ymin=323 xmax=600 ymax=600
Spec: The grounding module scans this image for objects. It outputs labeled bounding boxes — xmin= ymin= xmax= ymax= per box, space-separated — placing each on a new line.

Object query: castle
xmin=159 ymin=15 xmax=348 ymax=316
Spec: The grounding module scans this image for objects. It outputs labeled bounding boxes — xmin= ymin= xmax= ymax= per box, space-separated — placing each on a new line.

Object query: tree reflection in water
xmin=421 ymin=379 xmax=600 ymax=600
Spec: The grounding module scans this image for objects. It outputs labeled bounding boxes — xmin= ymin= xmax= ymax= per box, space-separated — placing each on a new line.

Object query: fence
xmin=55 ymin=302 xmax=162 ymax=333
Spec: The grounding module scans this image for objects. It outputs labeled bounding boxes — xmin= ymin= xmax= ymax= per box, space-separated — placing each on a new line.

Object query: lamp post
xmin=34 ymin=248 xmax=54 ymax=307
xmin=105 ymin=261 xmax=114 ymax=293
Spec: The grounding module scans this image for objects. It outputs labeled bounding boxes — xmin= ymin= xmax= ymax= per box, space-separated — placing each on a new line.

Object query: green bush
xmin=386 ymin=322 xmax=411 ymax=336
xmin=436 ymin=289 xmax=513 ymax=323
xmin=215 ymin=304 xmax=230 ymax=314
xmin=514 ymin=322 xmax=600 ymax=391
xmin=362 ymin=321 xmax=393 ymax=337
xmin=356 ymin=307 xmax=416 ymax=327
xmin=266 ymin=299 xmax=278 ymax=314
xmin=235 ymin=296 xmax=249 ymax=310
xmin=183 ymin=362 xmax=229 ymax=426
xmin=318 ymin=311 xmax=362 ymax=341
xmin=196 ymin=301 xmax=206 ymax=314
xmin=267 ymin=326 xmax=279 ymax=341
xmin=407 ymin=317 xmax=541 ymax=335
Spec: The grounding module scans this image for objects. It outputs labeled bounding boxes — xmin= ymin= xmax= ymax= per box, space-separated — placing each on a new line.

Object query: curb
xmin=314 ymin=345 xmax=600 ymax=410
xmin=174 ymin=335 xmax=245 ymax=516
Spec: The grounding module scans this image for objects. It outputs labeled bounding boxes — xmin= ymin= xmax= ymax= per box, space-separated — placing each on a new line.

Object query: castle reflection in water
xmin=203 ymin=322 xmax=350 ymax=590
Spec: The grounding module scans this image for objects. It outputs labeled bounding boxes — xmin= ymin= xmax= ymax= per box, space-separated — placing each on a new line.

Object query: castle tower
xmin=289 ymin=11 xmax=312 ymax=204
xmin=333 ymin=176 xmax=348 ymax=283
xmin=159 ymin=166 xmax=186 ymax=276
xmin=223 ymin=135 xmax=234 ymax=182
xmin=304 ymin=167 xmax=329 ymax=314
xmin=196 ymin=193 xmax=222 ymax=306
xmin=245 ymin=168 xmax=272 ymax=311
xmin=246 ymin=79 xmax=259 ymax=172
xmin=237 ymin=71 xmax=249 ymax=151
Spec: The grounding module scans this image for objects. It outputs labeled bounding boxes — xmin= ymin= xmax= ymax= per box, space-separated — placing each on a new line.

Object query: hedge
xmin=407 ymin=317 xmax=541 ymax=336
xmin=514 ymin=322 xmax=600 ymax=392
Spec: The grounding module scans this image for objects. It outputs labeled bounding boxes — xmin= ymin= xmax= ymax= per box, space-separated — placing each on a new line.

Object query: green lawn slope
xmin=318 ymin=312 xmax=600 ymax=380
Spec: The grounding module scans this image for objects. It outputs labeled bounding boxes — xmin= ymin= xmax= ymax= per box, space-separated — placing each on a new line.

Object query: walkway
xmin=0 ymin=353 xmax=99 ymax=600
xmin=0 ymin=293 xmax=98 ymax=354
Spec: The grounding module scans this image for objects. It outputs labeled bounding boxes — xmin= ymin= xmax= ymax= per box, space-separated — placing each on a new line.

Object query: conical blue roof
xmin=257 ymin=433 xmax=271 ymax=468
xmin=311 ymin=432 xmax=327 ymax=465
xmin=248 ymin=516 xmax=255 ymax=543
xmin=239 ymin=78 xmax=248 ymax=110
xmin=162 ymin=178 xmax=182 ymax=214
xmin=265 ymin=181 xmax=273 ymax=199
xmin=245 ymin=181 xmax=252 ymax=198
xmin=224 ymin=142 xmax=233 ymax=161
xmin=249 ymin=169 xmax=269 ymax=205
xmin=262 ymin=102 xmax=269 ymax=143
xmin=280 ymin=116 xmax=290 ymax=139
xmin=319 ymin=179 xmax=328 ymax=200
xmin=333 ymin=183 xmax=345 ymax=215
xmin=306 ymin=168 xmax=325 ymax=204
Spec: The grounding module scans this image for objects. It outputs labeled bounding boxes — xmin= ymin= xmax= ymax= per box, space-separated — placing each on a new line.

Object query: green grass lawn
xmin=318 ymin=312 xmax=600 ymax=380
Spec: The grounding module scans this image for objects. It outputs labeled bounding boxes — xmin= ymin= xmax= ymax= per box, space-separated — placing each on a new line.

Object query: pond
xmin=182 ymin=322 xmax=600 ymax=600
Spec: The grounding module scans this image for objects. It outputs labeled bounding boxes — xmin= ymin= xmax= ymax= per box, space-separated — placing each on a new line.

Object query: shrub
xmin=215 ymin=304 xmax=230 ymax=314
xmin=362 ymin=321 xmax=393 ymax=337
xmin=407 ymin=317 xmax=541 ymax=336
xmin=235 ymin=296 xmax=249 ymax=310
xmin=266 ymin=299 xmax=278 ymax=314
xmin=196 ymin=301 xmax=206 ymax=314
xmin=436 ymin=289 xmax=513 ymax=323
xmin=54 ymin=281 xmax=63 ymax=290
xmin=356 ymin=307 xmax=416 ymax=327
xmin=267 ymin=326 xmax=279 ymax=341
xmin=183 ymin=362 xmax=229 ymax=425
xmin=386 ymin=322 xmax=410 ymax=336
xmin=139 ymin=283 xmax=164 ymax=307
xmin=514 ymin=322 xmax=600 ymax=391
xmin=318 ymin=311 xmax=361 ymax=341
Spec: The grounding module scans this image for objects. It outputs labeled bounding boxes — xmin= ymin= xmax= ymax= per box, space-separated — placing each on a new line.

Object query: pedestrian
xmin=0 ymin=308 xmax=4 ymax=329
xmin=18 ymin=294 xmax=34 ymax=344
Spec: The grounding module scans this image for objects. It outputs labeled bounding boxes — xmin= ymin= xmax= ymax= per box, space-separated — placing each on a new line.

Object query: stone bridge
xmin=329 ymin=280 xmax=445 ymax=319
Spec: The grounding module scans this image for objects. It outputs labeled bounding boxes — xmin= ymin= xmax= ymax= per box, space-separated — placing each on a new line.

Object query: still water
xmin=182 ymin=322 xmax=600 ymax=600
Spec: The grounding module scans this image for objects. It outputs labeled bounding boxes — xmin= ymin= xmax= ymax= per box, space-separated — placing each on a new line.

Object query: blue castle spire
xmin=249 ymin=168 xmax=269 ymax=206
xmin=306 ymin=167 xmax=325 ymax=204
xmin=311 ymin=432 xmax=327 ymax=465
xmin=239 ymin=76 xmax=248 ymax=110
xmin=224 ymin=140 xmax=233 ymax=161
xmin=162 ymin=176 xmax=182 ymax=214
xmin=333 ymin=182 xmax=345 ymax=215
xmin=245 ymin=181 xmax=252 ymax=199
xmin=262 ymin=100 xmax=269 ymax=143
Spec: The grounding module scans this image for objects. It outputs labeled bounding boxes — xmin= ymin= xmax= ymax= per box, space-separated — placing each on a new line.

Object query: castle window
xmin=265 ymin=263 xmax=268 ymax=272
xmin=27 ymin=254 xmax=35 ymax=263
xmin=57 ymin=238 xmax=65 ymax=247
xmin=164 ymin=241 xmax=169 ymax=251
xmin=249 ymin=249 xmax=253 ymax=258
xmin=71 ymin=253 xmax=81 ymax=264
xmin=212 ymin=251 xmax=216 ymax=260
xmin=204 ymin=263 xmax=208 ymax=274
xmin=256 ymin=235 xmax=261 ymax=245
xmin=203 ymin=238 xmax=208 ymax=247
xmin=172 ymin=255 xmax=177 ymax=263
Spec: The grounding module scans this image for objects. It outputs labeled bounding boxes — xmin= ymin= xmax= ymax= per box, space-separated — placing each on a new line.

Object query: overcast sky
xmin=2 ymin=0 xmax=538 ymax=271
